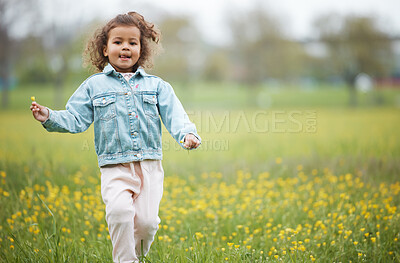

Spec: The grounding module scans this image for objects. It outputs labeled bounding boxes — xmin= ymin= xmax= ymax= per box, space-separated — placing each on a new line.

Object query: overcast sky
xmin=91 ymin=0 xmax=400 ymax=45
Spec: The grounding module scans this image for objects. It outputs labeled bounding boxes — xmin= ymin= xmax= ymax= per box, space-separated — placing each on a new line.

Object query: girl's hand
xmin=183 ymin=134 xmax=200 ymax=149
xmin=30 ymin=102 xmax=49 ymax=122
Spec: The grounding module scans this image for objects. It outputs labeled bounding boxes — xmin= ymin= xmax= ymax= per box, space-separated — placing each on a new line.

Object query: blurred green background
xmin=1 ymin=1 xmax=400 ymax=179
xmin=1 ymin=2 xmax=400 ymax=262
xmin=1 ymin=0 xmax=400 ymax=110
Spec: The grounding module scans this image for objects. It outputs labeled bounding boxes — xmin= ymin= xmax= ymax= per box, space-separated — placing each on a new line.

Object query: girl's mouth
xmin=119 ymin=55 xmax=131 ymax=61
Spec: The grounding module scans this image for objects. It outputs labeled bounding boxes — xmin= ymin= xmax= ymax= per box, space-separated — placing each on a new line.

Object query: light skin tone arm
xmin=30 ymin=102 xmax=49 ymax=122
xmin=30 ymin=101 xmax=200 ymax=149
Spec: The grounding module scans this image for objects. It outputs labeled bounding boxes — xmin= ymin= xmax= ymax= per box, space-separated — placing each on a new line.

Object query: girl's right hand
xmin=30 ymin=102 xmax=49 ymax=122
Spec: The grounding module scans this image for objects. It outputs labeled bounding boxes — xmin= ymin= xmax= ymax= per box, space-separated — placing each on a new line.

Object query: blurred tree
xmin=153 ymin=15 xmax=204 ymax=84
xmin=35 ymin=0 xmax=88 ymax=108
xmin=226 ymin=5 xmax=307 ymax=107
xmin=0 ymin=0 xmax=36 ymax=109
xmin=202 ymin=48 xmax=230 ymax=82
xmin=227 ymin=7 xmax=307 ymax=85
xmin=16 ymin=33 xmax=88 ymax=86
xmin=1 ymin=0 xmax=90 ymax=109
xmin=314 ymin=14 xmax=394 ymax=106
xmin=16 ymin=36 xmax=53 ymax=84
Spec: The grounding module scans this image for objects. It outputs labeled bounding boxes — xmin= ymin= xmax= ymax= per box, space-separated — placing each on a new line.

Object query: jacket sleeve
xmin=157 ymin=81 xmax=201 ymax=148
xmin=42 ymin=83 xmax=94 ymax=133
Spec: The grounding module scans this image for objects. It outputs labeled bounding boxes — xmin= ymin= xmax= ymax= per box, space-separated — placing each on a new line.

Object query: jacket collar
xmin=103 ymin=64 xmax=148 ymax=77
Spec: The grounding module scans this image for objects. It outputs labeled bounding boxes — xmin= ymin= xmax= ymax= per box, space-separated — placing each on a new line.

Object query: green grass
xmin=9 ymin=81 xmax=400 ymax=111
xmin=1 ymin=84 xmax=400 ymax=262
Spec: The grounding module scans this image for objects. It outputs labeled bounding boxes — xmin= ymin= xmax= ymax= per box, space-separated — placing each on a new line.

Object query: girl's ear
xmin=103 ymin=45 xmax=108 ymax=57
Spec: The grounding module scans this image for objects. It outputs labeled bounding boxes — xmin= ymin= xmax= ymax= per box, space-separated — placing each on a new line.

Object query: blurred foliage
xmin=313 ymin=14 xmax=394 ymax=106
xmin=227 ymin=7 xmax=308 ymax=84
xmin=201 ymin=48 xmax=231 ymax=82
xmin=314 ymin=14 xmax=394 ymax=81
xmin=1 ymin=1 xmax=399 ymax=109
xmin=152 ymin=15 xmax=205 ymax=83
xmin=0 ymin=0 xmax=39 ymax=108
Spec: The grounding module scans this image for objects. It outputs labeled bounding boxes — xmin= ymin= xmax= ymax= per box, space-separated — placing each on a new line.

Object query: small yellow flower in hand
xmin=31 ymin=96 xmax=36 ymax=102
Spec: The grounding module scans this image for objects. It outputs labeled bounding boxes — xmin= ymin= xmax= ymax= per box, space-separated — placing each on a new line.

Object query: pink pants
xmin=100 ymin=160 xmax=164 ymax=263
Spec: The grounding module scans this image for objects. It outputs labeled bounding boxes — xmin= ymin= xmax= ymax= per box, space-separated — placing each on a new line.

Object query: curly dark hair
xmin=84 ymin=12 xmax=161 ymax=72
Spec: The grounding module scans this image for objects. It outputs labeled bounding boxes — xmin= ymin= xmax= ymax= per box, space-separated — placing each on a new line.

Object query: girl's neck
xmin=115 ymin=64 xmax=139 ymax=74
xmin=131 ymin=64 xmax=139 ymax=73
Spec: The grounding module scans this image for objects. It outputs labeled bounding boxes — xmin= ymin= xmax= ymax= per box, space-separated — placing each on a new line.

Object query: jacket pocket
xmin=93 ymin=94 xmax=117 ymax=121
xmin=143 ymin=94 xmax=159 ymax=119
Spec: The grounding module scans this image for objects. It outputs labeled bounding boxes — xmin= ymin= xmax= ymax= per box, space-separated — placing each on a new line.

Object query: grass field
xmin=1 ymin=84 xmax=400 ymax=262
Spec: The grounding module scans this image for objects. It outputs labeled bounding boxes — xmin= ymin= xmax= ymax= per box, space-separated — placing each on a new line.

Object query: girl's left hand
xmin=183 ymin=134 xmax=200 ymax=149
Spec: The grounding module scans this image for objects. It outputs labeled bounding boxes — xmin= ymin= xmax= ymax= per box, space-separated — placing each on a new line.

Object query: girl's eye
xmin=114 ymin=41 xmax=121 ymax=44
xmin=130 ymin=42 xmax=137 ymax=46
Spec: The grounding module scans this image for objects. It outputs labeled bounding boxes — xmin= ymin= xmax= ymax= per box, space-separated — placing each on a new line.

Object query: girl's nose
xmin=122 ymin=43 xmax=129 ymax=50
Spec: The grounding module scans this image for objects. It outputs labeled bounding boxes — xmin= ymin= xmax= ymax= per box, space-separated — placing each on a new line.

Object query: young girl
xmin=30 ymin=12 xmax=200 ymax=263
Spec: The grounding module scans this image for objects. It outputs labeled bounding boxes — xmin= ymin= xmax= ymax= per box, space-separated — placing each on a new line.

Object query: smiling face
xmin=103 ymin=26 xmax=141 ymax=73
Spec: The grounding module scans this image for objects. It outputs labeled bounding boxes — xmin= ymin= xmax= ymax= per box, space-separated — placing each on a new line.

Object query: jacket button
xmin=127 ymin=92 xmax=131 ymax=96
xmin=137 ymin=154 xmax=142 ymax=159
xmin=133 ymin=131 xmax=138 ymax=136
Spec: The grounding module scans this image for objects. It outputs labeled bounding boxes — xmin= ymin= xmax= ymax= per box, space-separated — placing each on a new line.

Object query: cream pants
xmin=100 ymin=160 xmax=164 ymax=263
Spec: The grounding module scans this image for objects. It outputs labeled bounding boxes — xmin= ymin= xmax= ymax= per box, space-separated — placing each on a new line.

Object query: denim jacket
xmin=42 ymin=64 xmax=201 ymax=167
